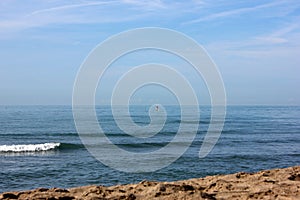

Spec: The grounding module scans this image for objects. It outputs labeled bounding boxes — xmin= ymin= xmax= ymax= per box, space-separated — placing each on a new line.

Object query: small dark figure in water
xmin=155 ymin=105 xmax=159 ymax=111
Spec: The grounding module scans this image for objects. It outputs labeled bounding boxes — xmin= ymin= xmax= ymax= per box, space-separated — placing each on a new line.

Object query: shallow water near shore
xmin=0 ymin=105 xmax=299 ymax=193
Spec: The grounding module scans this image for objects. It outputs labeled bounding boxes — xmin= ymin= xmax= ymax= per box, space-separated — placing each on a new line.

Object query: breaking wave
xmin=0 ymin=143 xmax=61 ymax=153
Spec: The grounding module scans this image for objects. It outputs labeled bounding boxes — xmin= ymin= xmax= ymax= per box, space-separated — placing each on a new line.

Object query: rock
xmin=157 ymin=184 xmax=166 ymax=192
xmin=288 ymin=174 xmax=300 ymax=181
xmin=0 ymin=166 xmax=299 ymax=200
xmin=264 ymin=179 xmax=276 ymax=183
xmin=200 ymin=192 xmax=216 ymax=200
xmin=58 ymin=196 xmax=74 ymax=200
xmin=182 ymin=184 xmax=194 ymax=191
xmin=36 ymin=188 xmax=49 ymax=192
xmin=54 ymin=188 xmax=69 ymax=193
xmin=127 ymin=193 xmax=136 ymax=200
xmin=2 ymin=193 xmax=18 ymax=199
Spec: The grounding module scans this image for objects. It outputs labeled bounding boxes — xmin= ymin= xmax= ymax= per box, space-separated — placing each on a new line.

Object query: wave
xmin=59 ymin=143 xmax=84 ymax=150
xmin=0 ymin=142 xmax=85 ymax=154
xmin=0 ymin=143 xmax=61 ymax=153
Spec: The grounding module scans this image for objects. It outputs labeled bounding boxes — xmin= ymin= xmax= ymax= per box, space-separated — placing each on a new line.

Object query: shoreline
xmin=1 ymin=166 xmax=299 ymax=199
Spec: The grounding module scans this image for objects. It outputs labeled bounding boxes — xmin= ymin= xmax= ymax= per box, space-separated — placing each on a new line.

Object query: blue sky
xmin=0 ymin=0 xmax=299 ymax=105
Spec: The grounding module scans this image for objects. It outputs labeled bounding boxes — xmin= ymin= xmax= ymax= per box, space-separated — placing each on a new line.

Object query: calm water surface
xmin=0 ymin=105 xmax=299 ymax=193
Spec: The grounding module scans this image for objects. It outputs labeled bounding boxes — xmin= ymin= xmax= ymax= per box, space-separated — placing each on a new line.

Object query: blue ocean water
xmin=0 ymin=105 xmax=299 ymax=193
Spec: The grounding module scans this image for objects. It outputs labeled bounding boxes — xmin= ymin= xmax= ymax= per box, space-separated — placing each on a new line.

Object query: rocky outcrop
xmin=1 ymin=166 xmax=299 ymax=199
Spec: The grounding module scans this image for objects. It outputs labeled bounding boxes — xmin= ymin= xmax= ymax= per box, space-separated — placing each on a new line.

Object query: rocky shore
xmin=1 ymin=166 xmax=299 ymax=200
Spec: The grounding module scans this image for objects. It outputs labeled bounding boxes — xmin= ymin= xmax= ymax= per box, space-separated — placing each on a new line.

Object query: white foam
xmin=0 ymin=143 xmax=60 ymax=152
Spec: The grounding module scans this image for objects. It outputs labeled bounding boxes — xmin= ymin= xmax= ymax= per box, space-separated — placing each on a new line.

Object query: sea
xmin=0 ymin=105 xmax=299 ymax=193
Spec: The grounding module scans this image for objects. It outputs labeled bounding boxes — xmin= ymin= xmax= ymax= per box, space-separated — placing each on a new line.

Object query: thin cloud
xmin=0 ymin=0 xmax=159 ymax=36
xmin=30 ymin=1 xmax=118 ymax=15
xmin=29 ymin=0 xmax=167 ymax=15
xmin=121 ymin=0 xmax=166 ymax=10
xmin=185 ymin=1 xmax=287 ymax=24
xmin=255 ymin=24 xmax=299 ymax=45
xmin=270 ymin=24 xmax=299 ymax=37
xmin=206 ymin=23 xmax=300 ymax=60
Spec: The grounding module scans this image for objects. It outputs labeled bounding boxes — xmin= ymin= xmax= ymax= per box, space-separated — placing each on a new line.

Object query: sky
xmin=0 ymin=0 xmax=300 ymax=105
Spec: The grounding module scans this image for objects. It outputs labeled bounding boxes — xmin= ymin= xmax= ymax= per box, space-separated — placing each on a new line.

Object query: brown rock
xmin=1 ymin=166 xmax=300 ymax=200
xmin=2 ymin=193 xmax=18 ymax=199
xmin=288 ymin=174 xmax=300 ymax=181
xmin=181 ymin=184 xmax=194 ymax=191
